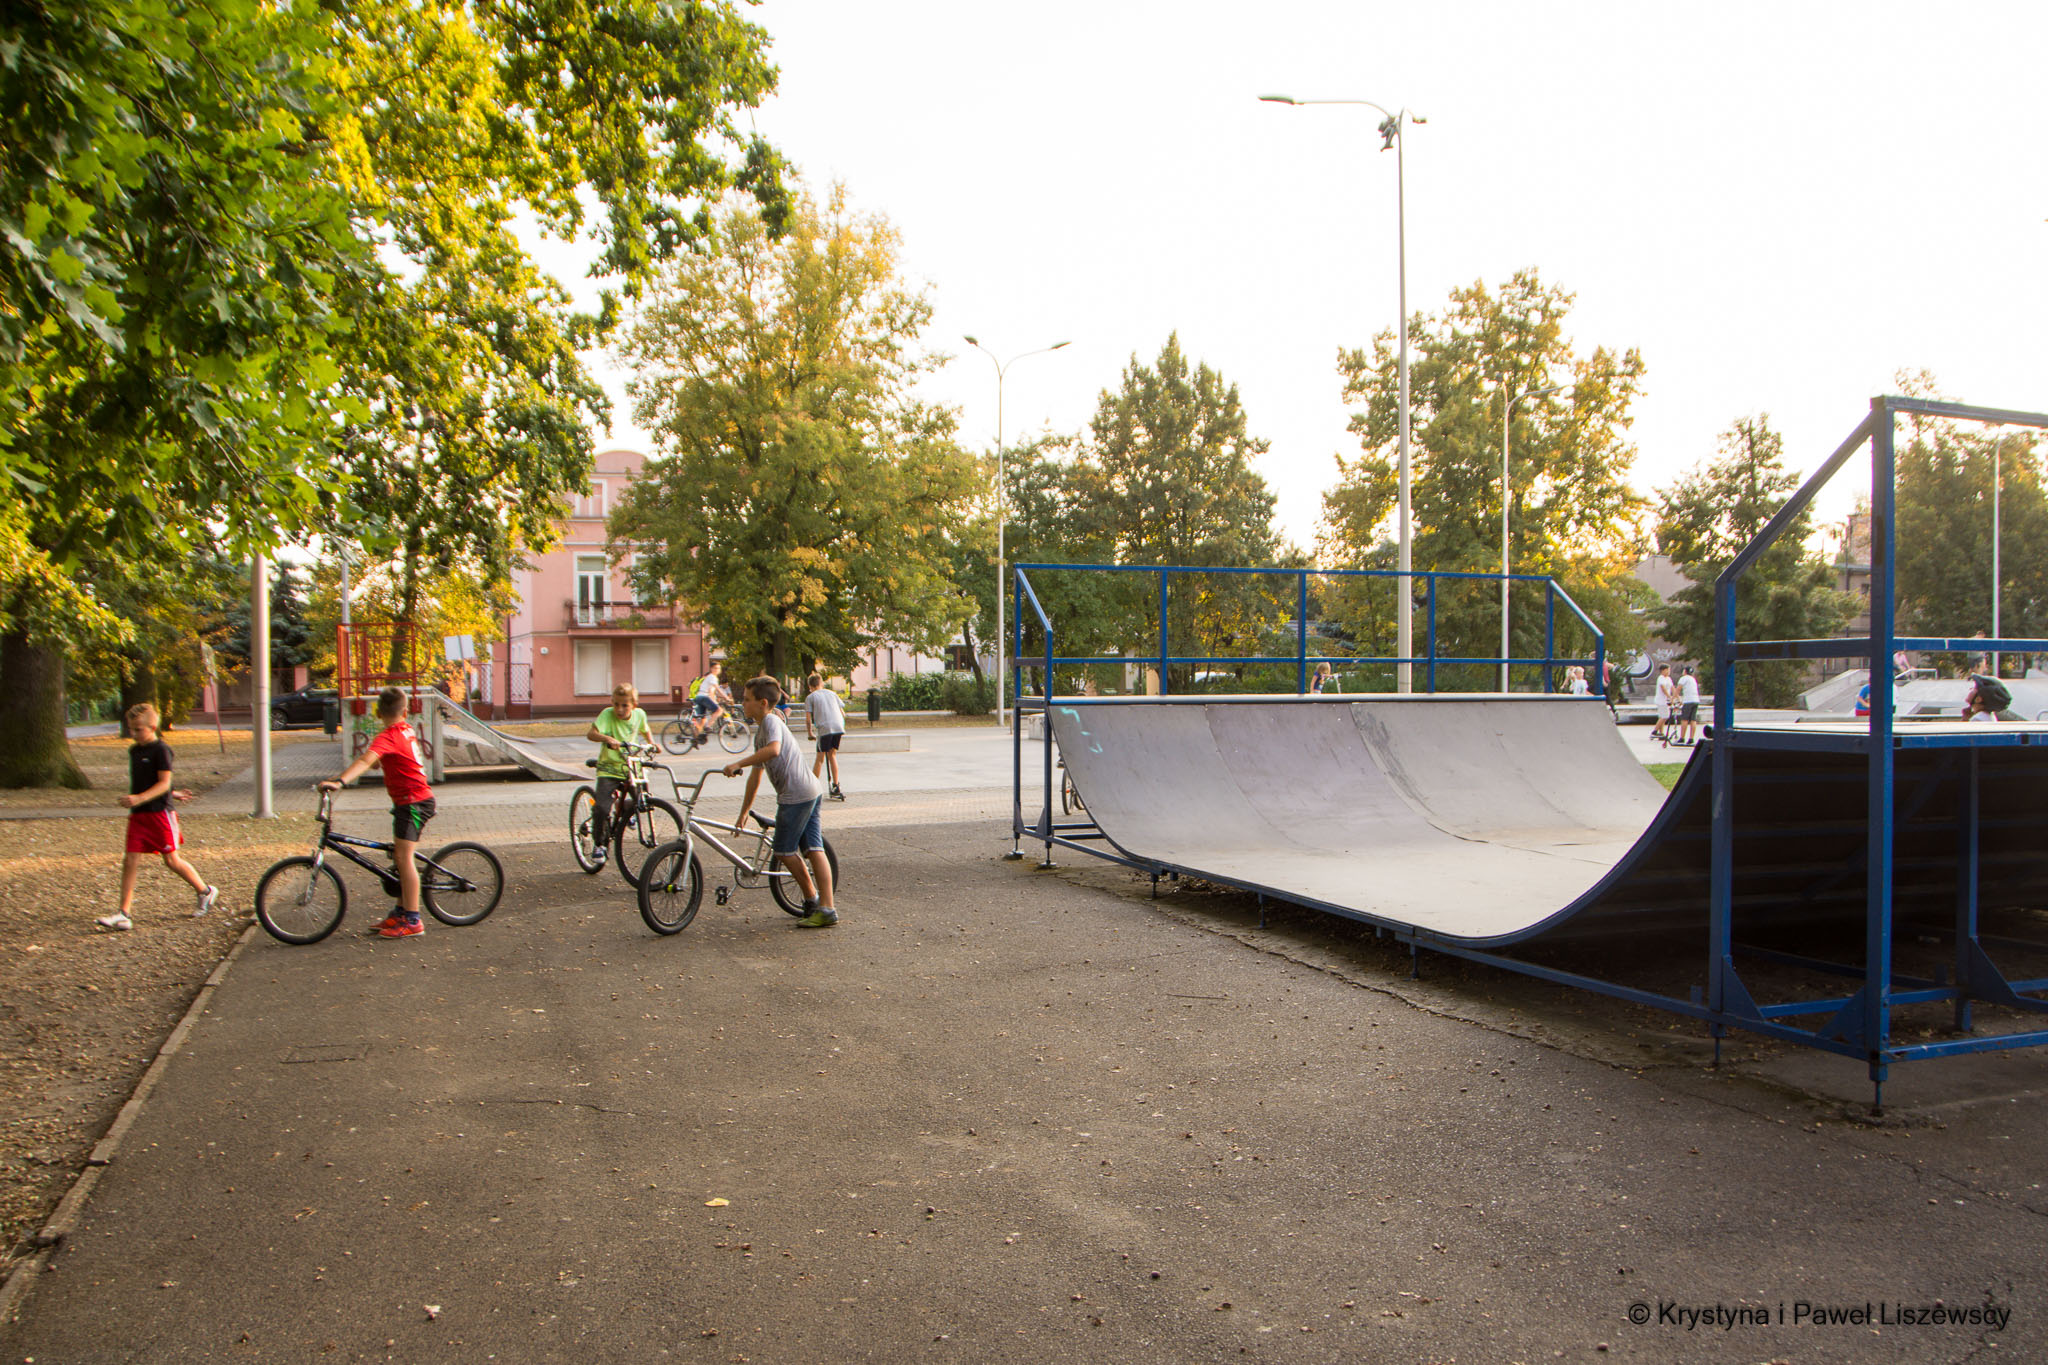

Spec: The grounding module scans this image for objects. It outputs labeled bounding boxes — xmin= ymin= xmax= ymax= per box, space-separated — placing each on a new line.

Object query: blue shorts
xmin=692 ymin=694 xmax=718 ymax=718
xmin=771 ymin=797 xmax=824 ymax=857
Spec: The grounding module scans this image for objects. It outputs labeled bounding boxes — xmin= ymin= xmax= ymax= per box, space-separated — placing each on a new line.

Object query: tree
xmin=1655 ymin=416 xmax=1857 ymax=706
xmin=0 ymin=0 xmax=369 ymax=785
xmin=608 ymin=189 xmax=982 ymax=680
xmin=1322 ymin=270 xmax=1651 ymax=684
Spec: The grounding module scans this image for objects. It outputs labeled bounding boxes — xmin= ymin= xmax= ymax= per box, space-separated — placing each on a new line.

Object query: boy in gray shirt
xmin=804 ymin=672 xmax=847 ymax=800
xmin=723 ymin=676 xmax=838 ymax=927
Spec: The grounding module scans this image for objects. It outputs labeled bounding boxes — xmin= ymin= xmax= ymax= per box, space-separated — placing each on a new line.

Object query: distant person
xmin=1652 ymin=664 xmax=1676 ymax=743
xmin=1310 ymin=662 xmax=1335 ymax=695
xmin=1677 ymin=666 xmax=1702 ymax=745
xmin=1964 ymin=674 xmax=2011 ymax=723
xmin=804 ymin=671 xmax=847 ymax=801
xmin=96 ymin=703 xmax=218 ymax=932
xmin=1565 ymin=665 xmax=1590 ymax=696
xmin=585 ymin=682 xmax=653 ymax=866
xmin=1855 ymin=680 xmax=1872 ymax=718
xmin=1602 ymin=659 xmax=1625 ymax=717
xmin=319 ymin=687 xmax=435 ymax=939
xmin=724 ymin=677 xmax=838 ymax=928
xmin=689 ymin=662 xmax=731 ymax=748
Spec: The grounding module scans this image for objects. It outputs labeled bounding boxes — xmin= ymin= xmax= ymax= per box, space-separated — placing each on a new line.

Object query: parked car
xmin=269 ymin=685 xmax=338 ymax=730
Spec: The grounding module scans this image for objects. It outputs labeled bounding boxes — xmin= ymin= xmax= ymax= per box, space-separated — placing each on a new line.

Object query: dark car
xmin=269 ymin=685 xmax=338 ymax=730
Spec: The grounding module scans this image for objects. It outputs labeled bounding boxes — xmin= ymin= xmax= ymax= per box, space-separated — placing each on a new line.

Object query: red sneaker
xmin=377 ymin=913 xmax=424 ymax=939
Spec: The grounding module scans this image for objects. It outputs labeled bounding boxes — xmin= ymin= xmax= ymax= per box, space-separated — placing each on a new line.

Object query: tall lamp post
xmin=1499 ymin=382 xmax=1568 ymax=691
xmin=1261 ymin=93 xmax=1425 ymax=690
xmin=964 ymin=336 xmax=1070 ymax=727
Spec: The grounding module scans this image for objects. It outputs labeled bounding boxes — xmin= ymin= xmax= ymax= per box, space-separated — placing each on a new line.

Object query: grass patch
xmin=1645 ymin=763 xmax=1684 ymax=790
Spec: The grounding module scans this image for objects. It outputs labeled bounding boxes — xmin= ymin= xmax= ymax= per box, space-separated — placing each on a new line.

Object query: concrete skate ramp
xmin=1048 ymin=696 xmax=2048 ymax=946
xmin=424 ymin=693 xmax=585 ymax=782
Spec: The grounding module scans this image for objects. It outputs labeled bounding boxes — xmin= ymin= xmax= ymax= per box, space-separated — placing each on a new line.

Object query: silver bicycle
xmin=635 ymin=769 xmax=841 ymax=935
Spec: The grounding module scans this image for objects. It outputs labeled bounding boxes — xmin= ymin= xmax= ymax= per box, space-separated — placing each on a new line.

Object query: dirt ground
xmin=0 ymin=730 xmax=328 ymax=1280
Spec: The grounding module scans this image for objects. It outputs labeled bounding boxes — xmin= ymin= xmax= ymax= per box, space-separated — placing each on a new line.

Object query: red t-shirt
xmin=369 ymin=721 xmax=433 ymax=804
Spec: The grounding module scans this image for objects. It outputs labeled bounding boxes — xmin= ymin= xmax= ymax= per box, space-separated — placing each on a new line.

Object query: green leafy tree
xmin=0 ymin=0 xmax=368 ymax=785
xmin=608 ymin=189 xmax=982 ymax=680
xmin=1893 ymin=404 xmax=2048 ymax=653
xmin=1656 ymin=416 xmax=1857 ymax=706
xmin=1322 ymin=270 xmax=1651 ymax=684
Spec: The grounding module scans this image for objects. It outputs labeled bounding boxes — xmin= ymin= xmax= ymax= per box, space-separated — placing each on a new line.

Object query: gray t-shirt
xmin=805 ymin=686 xmax=846 ymax=737
xmin=756 ymin=710 xmax=825 ymax=806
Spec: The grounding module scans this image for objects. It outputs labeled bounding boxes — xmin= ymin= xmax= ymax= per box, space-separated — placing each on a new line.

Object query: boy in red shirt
xmin=96 ymin=702 xmax=218 ymax=932
xmin=320 ymin=687 xmax=436 ymax=939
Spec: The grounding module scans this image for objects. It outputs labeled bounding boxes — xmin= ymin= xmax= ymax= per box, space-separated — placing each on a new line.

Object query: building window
xmin=575 ymin=554 xmax=607 ymax=626
xmin=574 ymin=480 xmax=606 ymax=520
xmin=574 ymin=640 xmax=610 ymax=696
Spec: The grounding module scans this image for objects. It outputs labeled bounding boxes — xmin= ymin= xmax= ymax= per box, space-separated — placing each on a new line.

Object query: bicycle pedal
xmin=715 ymin=886 xmax=730 ymax=906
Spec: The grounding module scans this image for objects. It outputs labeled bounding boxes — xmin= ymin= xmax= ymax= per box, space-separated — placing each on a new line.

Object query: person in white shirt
xmin=803 ymin=672 xmax=847 ymax=800
xmin=1678 ymin=666 xmax=1702 ymax=745
xmin=1653 ymin=664 xmax=1677 ymax=743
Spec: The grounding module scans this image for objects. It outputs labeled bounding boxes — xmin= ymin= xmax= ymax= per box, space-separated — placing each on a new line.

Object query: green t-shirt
xmin=592 ymin=706 xmax=650 ymax=778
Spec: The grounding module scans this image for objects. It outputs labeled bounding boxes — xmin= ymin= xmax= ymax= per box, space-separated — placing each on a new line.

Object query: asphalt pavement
xmin=5 ymin=721 xmax=2047 ymax=1362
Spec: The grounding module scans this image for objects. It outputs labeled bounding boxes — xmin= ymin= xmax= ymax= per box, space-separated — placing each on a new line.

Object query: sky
xmin=563 ymin=0 xmax=2048 ymax=554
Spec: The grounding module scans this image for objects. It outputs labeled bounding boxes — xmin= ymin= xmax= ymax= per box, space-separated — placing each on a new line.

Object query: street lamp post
xmin=1499 ymin=382 xmax=1568 ymax=691
xmin=964 ymin=336 xmax=1070 ymax=727
xmin=1260 ymin=93 xmax=1425 ymax=690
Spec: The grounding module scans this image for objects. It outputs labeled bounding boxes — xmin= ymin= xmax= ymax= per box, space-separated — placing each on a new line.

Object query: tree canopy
xmin=608 ymin=189 xmax=981 ymax=680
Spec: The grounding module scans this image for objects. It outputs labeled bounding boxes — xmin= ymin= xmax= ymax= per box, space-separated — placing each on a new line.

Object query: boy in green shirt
xmin=584 ymin=682 xmax=653 ymax=867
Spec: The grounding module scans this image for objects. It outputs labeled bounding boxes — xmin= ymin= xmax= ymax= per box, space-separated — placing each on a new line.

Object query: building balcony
xmin=563 ymin=602 xmax=677 ymax=632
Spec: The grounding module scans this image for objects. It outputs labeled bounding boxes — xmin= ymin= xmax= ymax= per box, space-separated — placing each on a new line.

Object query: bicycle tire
xmin=255 ymin=856 xmax=347 ymax=945
xmin=423 ymin=842 xmax=504 ymax=925
xmin=637 ymin=840 xmax=704 ymax=935
xmin=660 ymin=718 xmax=693 ymax=755
xmin=769 ymin=834 xmax=840 ymax=916
xmin=717 ymin=715 xmax=751 ymax=754
xmin=569 ymin=786 xmax=603 ymax=873
xmin=612 ymin=796 xmax=684 ymax=887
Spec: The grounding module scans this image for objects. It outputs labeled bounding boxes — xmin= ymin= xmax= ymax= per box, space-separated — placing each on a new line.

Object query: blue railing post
xmin=1543 ymin=584 xmax=1556 ymax=693
xmin=1157 ymin=569 xmax=1169 ymax=697
xmin=1864 ymin=398 xmax=1899 ymax=1086
xmin=1425 ymin=574 xmax=1437 ymax=694
xmin=1297 ymin=572 xmax=1309 ymax=695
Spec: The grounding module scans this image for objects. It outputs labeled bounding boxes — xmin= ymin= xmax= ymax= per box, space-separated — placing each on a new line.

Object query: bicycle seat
xmin=584 ymin=759 xmax=597 ymax=768
xmin=750 ymin=811 xmax=776 ymax=830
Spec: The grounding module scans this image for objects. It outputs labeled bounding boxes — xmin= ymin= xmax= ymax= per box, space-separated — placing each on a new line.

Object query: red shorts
xmin=125 ymin=810 xmax=182 ymax=855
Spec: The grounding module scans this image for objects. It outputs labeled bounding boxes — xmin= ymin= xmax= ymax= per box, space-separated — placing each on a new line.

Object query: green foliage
xmin=610 ymin=189 xmax=982 ymax=680
xmin=1655 ymin=415 xmax=1857 ymax=706
xmin=867 ymin=670 xmax=992 ymax=715
xmin=1893 ymin=397 xmax=2048 ymax=646
xmin=1322 ymin=270 xmax=1651 ymax=675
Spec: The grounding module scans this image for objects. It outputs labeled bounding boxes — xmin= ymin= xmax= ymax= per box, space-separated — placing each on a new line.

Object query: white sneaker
xmin=194 ymin=885 xmax=219 ymax=917
xmin=95 ymin=913 xmax=133 ymax=932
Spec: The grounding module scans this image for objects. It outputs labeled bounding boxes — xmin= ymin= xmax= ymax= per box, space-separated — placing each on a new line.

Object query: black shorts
xmin=1681 ymin=702 xmax=1699 ymax=722
xmin=392 ymin=799 xmax=436 ymax=844
xmin=817 ymin=732 xmax=842 ymax=753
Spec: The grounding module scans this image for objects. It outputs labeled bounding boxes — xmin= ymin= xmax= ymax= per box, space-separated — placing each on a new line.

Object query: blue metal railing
xmin=1009 ymin=562 xmax=1605 ymax=701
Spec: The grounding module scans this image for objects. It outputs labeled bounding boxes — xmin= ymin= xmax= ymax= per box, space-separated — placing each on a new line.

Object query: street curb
xmin=0 ymin=922 xmax=261 ymax=1327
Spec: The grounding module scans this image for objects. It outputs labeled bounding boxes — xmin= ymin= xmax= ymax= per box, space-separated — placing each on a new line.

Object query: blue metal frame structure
xmin=1008 ymin=399 xmax=2048 ymax=1107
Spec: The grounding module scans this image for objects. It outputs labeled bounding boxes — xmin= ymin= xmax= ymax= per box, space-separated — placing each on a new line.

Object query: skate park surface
xmin=7 ymin=720 xmax=2048 ymax=1362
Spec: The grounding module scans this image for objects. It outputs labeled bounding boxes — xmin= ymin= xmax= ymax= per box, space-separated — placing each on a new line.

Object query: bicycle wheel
xmin=255 ymin=856 xmax=347 ymax=945
xmin=717 ymin=715 xmax=751 ymax=754
xmin=569 ymin=786 xmax=602 ymax=872
xmin=422 ymin=842 xmax=504 ymax=925
xmin=769 ymin=834 xmax=840 ymax=916
xmin=637 ymin=840 xmax=704 ymax=935
xmin=612 ymin=796 xmax=684 ymax=887
xmin=660 ymin=718 xmax=693 ymax=755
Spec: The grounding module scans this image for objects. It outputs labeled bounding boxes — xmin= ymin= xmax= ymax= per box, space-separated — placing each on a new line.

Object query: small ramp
xmin=422 ymin=694 xmax=585 ymax=782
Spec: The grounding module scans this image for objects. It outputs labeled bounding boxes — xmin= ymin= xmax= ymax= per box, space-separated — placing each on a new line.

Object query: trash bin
xmin=866 ymin=690 xmax=881 ymax=728
xmin=321 ymin=698 xmax=341 ymax=736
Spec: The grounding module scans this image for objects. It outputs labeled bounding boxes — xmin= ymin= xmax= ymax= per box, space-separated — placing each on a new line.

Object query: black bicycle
xmin=659 ymin=700 xmax=751 ymax=755
xmin=254 ymin=789 xmax=505 ymax=945
xmin=569 ymin=740 xmax=684 ymax=885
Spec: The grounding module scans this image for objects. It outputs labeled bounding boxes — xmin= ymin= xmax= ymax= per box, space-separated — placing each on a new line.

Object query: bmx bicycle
xmin=659 ymin=700 xmax=751 ymax=756
xmin=634 ymin=769 xmax=841 ymax=935
xmin=569 ymin=740 xmax=684 ymax=886
xmin=254 ymin=788 xmax=505 ymax=944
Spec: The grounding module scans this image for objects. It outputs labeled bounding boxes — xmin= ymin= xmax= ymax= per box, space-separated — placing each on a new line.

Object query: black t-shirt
xmin=129 ymin=740 xmax=173 ymax=814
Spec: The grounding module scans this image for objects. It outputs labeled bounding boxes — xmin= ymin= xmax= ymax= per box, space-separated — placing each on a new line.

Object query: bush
xmin=939 ymin=672 xmax=994 ymax=716
xmin=868 ymin=670 xmax=994 ymax=715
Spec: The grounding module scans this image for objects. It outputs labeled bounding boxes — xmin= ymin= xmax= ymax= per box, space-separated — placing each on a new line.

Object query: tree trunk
xmin=962 ymin=618 xmax=985 ymax=685
xmin=119 ymin=652 xmax=158 ymax=738
xmin=0 ymin=630 xmax=89 ymax=788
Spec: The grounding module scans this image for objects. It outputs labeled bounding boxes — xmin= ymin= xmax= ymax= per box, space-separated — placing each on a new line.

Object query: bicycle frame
xmin=309 ymin=790 xmax=469 ymax=897
xmin=655 ymin=768 xmax=790 ymax=885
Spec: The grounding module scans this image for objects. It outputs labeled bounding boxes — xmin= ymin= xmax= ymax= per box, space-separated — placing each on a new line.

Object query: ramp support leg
xmin=1409 ymin=942 xmax=1421 ymax=980
xmin=1953 ymin=750 xmax=1980 ymax=1033
xmin=1257 ymin=893 xmax=1266 ymax=929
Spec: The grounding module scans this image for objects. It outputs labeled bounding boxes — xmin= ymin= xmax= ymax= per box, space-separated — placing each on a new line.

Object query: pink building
xmin=474 ymin=447 xmax=978 ymax=717
xmin=481 ymin=448 xmax=711 ymax=718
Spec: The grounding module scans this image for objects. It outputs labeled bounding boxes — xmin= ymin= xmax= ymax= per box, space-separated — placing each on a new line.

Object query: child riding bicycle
xmin=688 ymin=663 xmax=732 ymax=749
xmin=586 ymin=682 xmax=655 ymax=867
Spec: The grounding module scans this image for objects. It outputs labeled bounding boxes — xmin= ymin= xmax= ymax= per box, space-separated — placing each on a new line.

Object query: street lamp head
xmin=1257 ymin=94 xmax=1298 ymax=105
xmin=1050 ymin=340 xmax=1071 ymax=351
xmin=963 ymin=334 xmax=980 ymax=346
